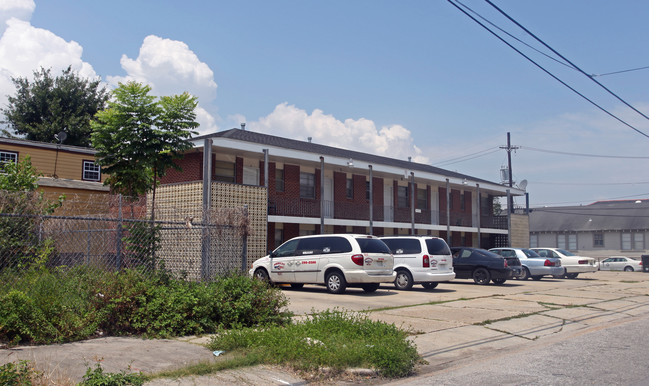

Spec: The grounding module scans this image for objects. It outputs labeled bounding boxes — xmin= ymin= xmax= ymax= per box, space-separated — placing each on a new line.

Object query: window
xmin=530 ymin=234 xmax=538 ymax=248
xmin=397 ymin=186 xmax=409 ymax=208
xmin=0 ymin=151 xmax=18 ymax=172
xmin=300 ymin=172 xmax=315 ymax=199
xmin=275 ymin=169 xmax=284 ymax=192
xmin=82 ymin=160 xmax=101 ymax=181
xmin=417 ymin=188 xmax=427 ymax=209
xmin=346 ymin=178 xmax=353 ymax=199
xmin=593 ymin=233 xmax=604 ymax=248
xmin=622 ymin=232 xmax=644 ymax=250
xmin=366 ymin=181 xmax=370 ymax=200
xmin=214 ymin=160 xmax=235 ymax=182
xmin=557 ymin=234 xmax=577 ymax=250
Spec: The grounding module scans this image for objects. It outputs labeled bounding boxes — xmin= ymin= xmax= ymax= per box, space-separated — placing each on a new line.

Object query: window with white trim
xmin=622 ymin=232 xmax=644 ymax=250
xmin=83 ymin=160 xmax=101 ymax=181
xmin=593 ymin=232 xmax=604 ymax=248
xmin=0 ymin=151 xmax=18 ymax=172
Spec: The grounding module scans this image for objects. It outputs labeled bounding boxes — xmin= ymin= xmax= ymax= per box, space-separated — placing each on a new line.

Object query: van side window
xmin=356 ymin=238 xmax=391 ymax=254
xmin=273 ymin=239 xmax=299 ymax=257
xmin=297 ymin=236 xmax=352 ymax=255
xmin=381 ymin=239 xmax=421 ymax=254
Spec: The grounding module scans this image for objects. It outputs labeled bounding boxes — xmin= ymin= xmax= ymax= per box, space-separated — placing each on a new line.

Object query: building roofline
xmin=0 ymin=137 xmax=97 ymax=155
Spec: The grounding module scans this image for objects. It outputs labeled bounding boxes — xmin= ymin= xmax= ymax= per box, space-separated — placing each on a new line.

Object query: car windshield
xmin=522 ymin=249 xmax=541 ymax=257
xmin=557 ymin=249 xmax=576 ymax=256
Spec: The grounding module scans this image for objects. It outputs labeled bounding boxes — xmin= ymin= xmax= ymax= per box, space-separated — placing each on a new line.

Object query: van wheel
xmin=362 ymin=283 xmax=380 ymax=293
xmin=326 ymin=271 xmax=347 ymax=294
xmin=254 ymin=268 xmax=270 ymax=283
xmin=394 ymin=269 xmax=414 ymax=290
xmin=422 ymin=282 xmax=438 ymax=290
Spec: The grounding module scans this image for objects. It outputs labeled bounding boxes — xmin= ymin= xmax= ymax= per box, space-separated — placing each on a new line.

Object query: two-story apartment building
xmin=160 ymin=129 xmax=527 ymax=253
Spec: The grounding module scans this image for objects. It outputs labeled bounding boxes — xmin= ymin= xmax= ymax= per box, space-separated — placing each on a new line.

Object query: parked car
xmin=598 ymin=256 xmax=643 ymax=272
xmin=450 ymin=247 xmax=519 ymax=285
xmin=250 ymin=234 xmax=396 ymax=294
xmin=530 ymin=248 xmax=597 ymax=279
xmin=490 ymin=247 xmax=564 ymax=280
xmin=380 ymin=236 xmax=455 ymax=290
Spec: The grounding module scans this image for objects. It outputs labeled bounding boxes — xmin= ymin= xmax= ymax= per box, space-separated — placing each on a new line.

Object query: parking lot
xmin=283 ymin=271 xmax=649 ymax=380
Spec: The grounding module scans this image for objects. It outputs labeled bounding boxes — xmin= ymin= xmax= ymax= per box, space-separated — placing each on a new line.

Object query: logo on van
xmin=273 ymin=262 xmax=285 ymax=270
xmin=364 ymin=257 xmax=373 ymax=265
xmin=430 ymin=259 xmax=438 ymax=267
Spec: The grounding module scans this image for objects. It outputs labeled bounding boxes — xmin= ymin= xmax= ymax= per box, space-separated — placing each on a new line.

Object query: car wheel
xmin=394 ymin=269 xmax=414 ymax=290
xmin=290 ymin=283 xmax=304 ymax=289
xmin=362 ymin=283 xmax=380 ymax=293
xmin=472 ymin=267 xmax=491 ymax=285
xmin=624 ymin=266 xmax=634 ymax=272
xmin=519 ymin=267 xmax=531 ymax=280
xmin=566 ymin=273 xmax=579 ymax=279
xmin=531 ymin=275 xmax=543 ymax=281
xmin=326 ymin=271 xmax=347 ymax=294
xmin=492 ymin=278 xmax=507 ymax=285
xmin=422 ymin=282 xmax=439 ymax=290
xmin=254 ymin=268 xmax=270 ymax=283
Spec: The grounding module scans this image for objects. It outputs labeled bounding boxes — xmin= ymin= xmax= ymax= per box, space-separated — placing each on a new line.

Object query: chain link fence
xmin=0 ymin=190 xmax=250 ymax=287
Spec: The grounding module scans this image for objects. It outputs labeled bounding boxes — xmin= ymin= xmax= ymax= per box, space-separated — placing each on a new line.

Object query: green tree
xmin=1 ymin=66 xmax=109 ymax=146
xmin=90 ymin=81 xmax=199 ymax=210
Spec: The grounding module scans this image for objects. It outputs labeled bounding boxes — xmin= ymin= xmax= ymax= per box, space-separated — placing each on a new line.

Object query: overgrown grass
xmin=0 ymin=360 xmax=43 ymax=385
xmin=204 ymin=309 xmax=421 ymax=378
xmin=0 ymin=266 xmax=291 ymax=346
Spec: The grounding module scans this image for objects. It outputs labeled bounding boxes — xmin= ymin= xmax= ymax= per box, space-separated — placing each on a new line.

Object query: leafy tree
xmin=1 ymin=66 xmax=109 ymax=146
xmin=90 ymin=81 xmax=199 ymax=212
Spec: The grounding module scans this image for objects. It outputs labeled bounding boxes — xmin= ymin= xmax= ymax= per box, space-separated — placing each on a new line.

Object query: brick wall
xmin=160 ymin=153 xmax=203 ymax=184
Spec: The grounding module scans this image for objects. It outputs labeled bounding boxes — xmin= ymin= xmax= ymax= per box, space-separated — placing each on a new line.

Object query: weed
xmin=80 ymin=363 xmax=146 ymax=386
xmin=0 ymin=360 xmax=43 ymax=385
xmin=207 ymin=309 xmax=421 ymax=378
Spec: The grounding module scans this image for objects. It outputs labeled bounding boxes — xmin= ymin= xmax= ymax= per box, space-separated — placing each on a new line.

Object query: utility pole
xmin=499 ymin=132 xmax=519 ymax=213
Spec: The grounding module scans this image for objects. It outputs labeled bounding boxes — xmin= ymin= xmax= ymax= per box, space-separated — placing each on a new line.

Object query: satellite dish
xmin=518 ymin=179 xmax=528 ymax=191
xmin=55 ymin=131 xmax=67 ymax=143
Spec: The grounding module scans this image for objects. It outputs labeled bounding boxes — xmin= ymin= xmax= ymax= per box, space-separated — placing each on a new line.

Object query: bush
xmin=80 ymin=363 xmax=145 ymax=386
xmin=0 ymin=267 xmax=290 ymax=345
xmin=0 ymin=360 xmax=42 ymax=385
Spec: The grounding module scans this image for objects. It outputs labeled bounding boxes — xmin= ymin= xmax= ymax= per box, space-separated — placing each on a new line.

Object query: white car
xmin=380 ymin=236 xmax=455 ymax=290
xmin=598 ymin=256 xmax=643 ymax=272
xmin=530 ymin=248 xmax=597 ymax=279
xmin=490 ymin=247 xmax=565 ymax=280
xmin=250 ymin=234 xmax=396 ymax=294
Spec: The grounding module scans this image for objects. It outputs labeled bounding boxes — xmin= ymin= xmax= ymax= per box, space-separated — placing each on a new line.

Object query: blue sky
xmin=2 ymin=0 xmax=649 ymax=208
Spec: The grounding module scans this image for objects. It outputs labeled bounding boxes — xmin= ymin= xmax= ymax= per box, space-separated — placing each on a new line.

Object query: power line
xmin=521 ymin=146 xmax=649 ymax=159
xmin=592 ymin=65 xmax=649 ymax=77
xmin=448 ymin=0 xmax=649 ymax=139
xmin=484 ymin=0 xmax=649 ymax=128
xmin=434 ymin=147 xmax=500 ymax=166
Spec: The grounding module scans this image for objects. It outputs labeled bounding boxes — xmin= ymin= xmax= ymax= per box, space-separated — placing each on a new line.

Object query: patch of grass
xmin=205 ymin=309 xmax=421 ymax=378
xmin=474 ymin=311 xmax=540 ymax=326
xmin=80 ymin=363 xmax=146 ymax=386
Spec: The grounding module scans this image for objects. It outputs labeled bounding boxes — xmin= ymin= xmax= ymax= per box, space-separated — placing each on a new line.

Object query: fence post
xmin=116 ymin=194 xmax=123 ymax=270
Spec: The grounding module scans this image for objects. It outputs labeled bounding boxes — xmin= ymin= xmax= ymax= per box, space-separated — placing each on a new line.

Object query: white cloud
xmin=0 ymin=17 xmax=99 ymax=112
xmin=107 ymin=35 xmax=219 ymax=134
xmin=249 ymin=102 xmax=427 ymax=163
xmin=0 ymin=0 xmax=34 ymax=34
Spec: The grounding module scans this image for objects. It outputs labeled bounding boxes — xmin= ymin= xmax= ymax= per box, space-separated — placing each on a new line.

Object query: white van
xmin=380 ymin=236 xmax=455 ymax=290
xmin=250 ymin=234 xmax=396 ymax=294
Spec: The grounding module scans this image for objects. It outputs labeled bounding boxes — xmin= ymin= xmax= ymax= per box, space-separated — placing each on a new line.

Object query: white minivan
xmin=380 ymin=236 xmax=455 ymax=290
xmin=250 ymin=234 xmax=396 ymax=294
